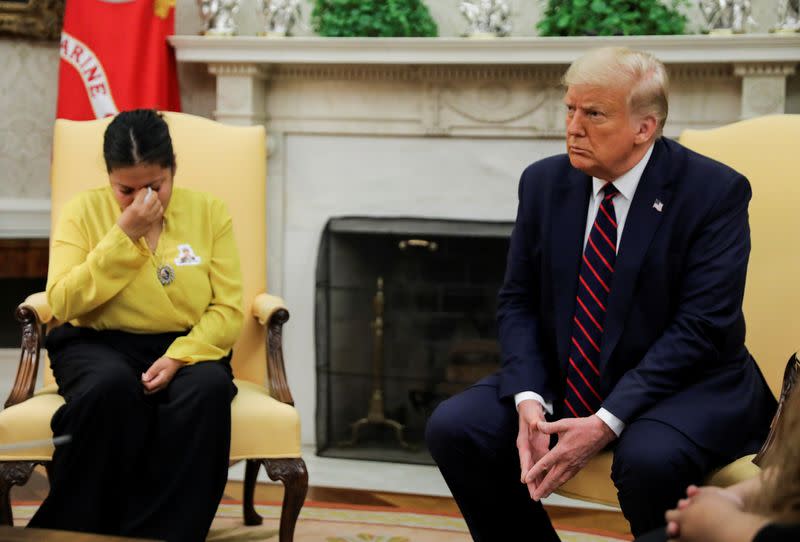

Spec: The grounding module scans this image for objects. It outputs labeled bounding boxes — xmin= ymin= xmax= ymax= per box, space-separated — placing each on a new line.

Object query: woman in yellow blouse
xmin=28 ymin=109 xmax=244 ymax=542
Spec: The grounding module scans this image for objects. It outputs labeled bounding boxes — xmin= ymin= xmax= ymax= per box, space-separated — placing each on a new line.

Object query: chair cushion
xmin=230 ymin=379 xmax=301 ymax=460
xmin=556 ymin=451 xmax=618 ymax=507
xmin=0 ymin=379 xmax=300 ymax=462
xmin=706 ymin=454 xmax=760 ymax=487
xmin=555 ymin=450 xmax=761 ymax=508
xmin=0 ymin=390 xmax=65 ymax=461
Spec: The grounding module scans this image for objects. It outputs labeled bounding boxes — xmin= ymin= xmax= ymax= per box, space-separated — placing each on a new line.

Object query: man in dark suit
xmin=425 ymin=46 xmax=776 ymax=540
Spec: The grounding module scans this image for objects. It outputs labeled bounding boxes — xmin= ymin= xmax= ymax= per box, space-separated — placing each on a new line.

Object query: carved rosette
xmin=0 ymin=462 xmax=37 ymax=490
xmin=735 ymin=63 xmax=797 ymax=118
xmin=265 ymin=457 xmax=308 ymax=484
xmin=20 ymin=309 xmax=38 ymax=355
xmin=208 ymin=63 xmax=269 ymax=125
xmin=0 ymin=461 xmax=39 ymax=525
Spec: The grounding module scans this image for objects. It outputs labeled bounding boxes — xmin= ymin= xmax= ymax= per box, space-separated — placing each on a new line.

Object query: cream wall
xmin=0 ymin=0 xmax=792 ymax=200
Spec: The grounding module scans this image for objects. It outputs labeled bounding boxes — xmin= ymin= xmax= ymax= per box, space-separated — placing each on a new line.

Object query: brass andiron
xmin=341 ymin=277 xmax=411 ymax=449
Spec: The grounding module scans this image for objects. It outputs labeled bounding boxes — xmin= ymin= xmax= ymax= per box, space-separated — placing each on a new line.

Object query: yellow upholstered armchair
xmin=0 ymin=112 xmax=307 ymax=540
xmin=557 ymin=114 xmax=800 ymax=507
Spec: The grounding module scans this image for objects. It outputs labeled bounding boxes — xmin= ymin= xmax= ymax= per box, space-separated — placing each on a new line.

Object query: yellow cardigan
xmin=46 ymin=186 xmax=244 ymax=364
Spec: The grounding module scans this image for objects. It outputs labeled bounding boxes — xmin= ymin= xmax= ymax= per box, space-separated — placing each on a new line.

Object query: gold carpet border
xmin=217 ymin=503 xmax=469 ymax=532
xmin=12 ymin=502 xmax=630 ymax=541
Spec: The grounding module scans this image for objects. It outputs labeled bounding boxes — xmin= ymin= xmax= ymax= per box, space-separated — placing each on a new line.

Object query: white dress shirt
xmin=514 ymin=144 xmax=655 ymax=437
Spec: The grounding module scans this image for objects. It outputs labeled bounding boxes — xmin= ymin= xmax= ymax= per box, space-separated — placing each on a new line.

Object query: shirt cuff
xmin=164 ymin=335 xmax=230 ymax=365
xmin=514 ymin=392 xmax=554 ymax=415
xmin=596 ymin=407 xmax=625 ymax=437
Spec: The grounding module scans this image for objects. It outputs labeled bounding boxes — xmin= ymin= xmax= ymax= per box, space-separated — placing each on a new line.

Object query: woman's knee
xmin=56 ymin=368 xmax=143 ymax=434
xmin=173 ymin=361 xmax=234 ymax=404
xmin=78 ymin=367 xmax=140 ymax=408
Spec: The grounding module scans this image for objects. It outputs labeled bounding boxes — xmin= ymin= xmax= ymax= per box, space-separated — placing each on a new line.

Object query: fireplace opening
xmin=315 ymin=217 xmax=512 ymax=464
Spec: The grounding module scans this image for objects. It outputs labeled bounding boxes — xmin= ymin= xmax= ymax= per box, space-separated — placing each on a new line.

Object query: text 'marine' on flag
xmin=57 ymin=0 xmax=181 ymax=120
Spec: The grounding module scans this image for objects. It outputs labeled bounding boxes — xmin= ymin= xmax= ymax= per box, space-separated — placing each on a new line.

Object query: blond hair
xmin=563 ymin=47 xmax=669 ymax=137
xmin=752 ymin=370 xmax=800 ymax=523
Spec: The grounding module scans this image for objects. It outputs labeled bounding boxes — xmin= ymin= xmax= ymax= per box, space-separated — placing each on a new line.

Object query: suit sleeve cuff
xmin=596 ymin=407 xmax=625 ymax=437
xmin=514 ymin=391 xmax=553 ymax=415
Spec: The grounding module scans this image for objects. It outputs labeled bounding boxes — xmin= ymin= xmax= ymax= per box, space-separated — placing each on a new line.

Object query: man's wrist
xmin=594 ymin=415 xmax=617 ymax=439
xmin=520 ymin=399 xmax=544 ymax=415
xmin=514 ymin=391 xmax=553 ymax=414
xmin=596 ymin=407 xmax=625 ymax=437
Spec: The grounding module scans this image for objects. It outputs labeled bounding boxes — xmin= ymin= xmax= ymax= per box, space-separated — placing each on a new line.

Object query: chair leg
xmin=265 ymin=458 xmax=308 ymax=542
xmin=0 ymin=461 xmax=37 ymax=526
xmin=243 ymin=459 xmax=264 ymax=526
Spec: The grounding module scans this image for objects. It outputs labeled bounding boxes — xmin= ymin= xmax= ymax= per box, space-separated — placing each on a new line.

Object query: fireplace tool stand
xmin=341 ymin=277 xmax=411 ymax=449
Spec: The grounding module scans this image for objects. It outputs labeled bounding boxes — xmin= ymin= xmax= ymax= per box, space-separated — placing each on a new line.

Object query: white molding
xmin=0 ymin=198 xmax=50 ymax=239
xmin=170 ymin=34 xmax=800 ymax=65
xmin=734 ymin=62 xmax=798 ymax=76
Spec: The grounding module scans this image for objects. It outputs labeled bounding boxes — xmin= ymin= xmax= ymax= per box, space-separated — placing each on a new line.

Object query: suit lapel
xmin=599 ymin=139 xmax=675 ymax=372
xmin=552 ymin=169 xmax=592 ymax=374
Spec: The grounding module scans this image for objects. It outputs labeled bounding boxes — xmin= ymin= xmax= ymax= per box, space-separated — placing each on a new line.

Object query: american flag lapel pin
xmin=652 ymin=199 xmax=663 ymax=212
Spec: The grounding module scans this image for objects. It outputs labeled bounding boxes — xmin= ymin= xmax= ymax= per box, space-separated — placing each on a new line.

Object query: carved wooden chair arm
xmin=754 ymin=351 xmax=800 ymax=467
xmin=252 ymin=293 xmax=287 ymax=326
xmin=252 ymin=293 xmax=293 ymax=406
xmin=6 ymin=293 xmax=52 ymax=409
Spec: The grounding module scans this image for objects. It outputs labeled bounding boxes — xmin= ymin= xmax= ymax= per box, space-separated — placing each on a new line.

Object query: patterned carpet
xmin=11 ymin=500 xmax=632 ymax=541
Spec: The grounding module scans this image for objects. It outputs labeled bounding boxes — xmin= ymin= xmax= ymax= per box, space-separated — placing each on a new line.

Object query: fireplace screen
xmin=315 ymin=217 xmax=512 ymax=464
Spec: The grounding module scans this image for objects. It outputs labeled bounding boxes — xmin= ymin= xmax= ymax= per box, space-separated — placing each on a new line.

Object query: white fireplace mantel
xmin=169 ymin=34 xmax=800 ymax=134
xmin=169 ymin=34 xmax=800 ymax=445
xmin=170 ymin=34 xmax=800 ymax=65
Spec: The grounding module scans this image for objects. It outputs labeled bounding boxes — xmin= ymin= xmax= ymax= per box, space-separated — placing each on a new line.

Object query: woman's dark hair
xmin=103 ymin=109 xmax=176 ymax=173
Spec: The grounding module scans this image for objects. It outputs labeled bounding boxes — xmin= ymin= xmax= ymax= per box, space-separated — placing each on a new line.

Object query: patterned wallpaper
xmin=0 ymin=0 xmax=788 ymax=200
xmin=0 ymin=41 xmax=58 ymax=199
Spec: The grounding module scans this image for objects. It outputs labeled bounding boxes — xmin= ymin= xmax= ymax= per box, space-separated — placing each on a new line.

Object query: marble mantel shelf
xmin=170 ymin=34 xmax=800 ymax=65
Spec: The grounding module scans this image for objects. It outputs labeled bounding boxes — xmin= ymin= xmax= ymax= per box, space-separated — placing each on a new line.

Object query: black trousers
xmin=634 ymin=528 xmax=668 ymax=542
xmin=425 ymin=374 xmax=731 ymax=541
xmin=28 ymin=324 xmax=237 ymax=542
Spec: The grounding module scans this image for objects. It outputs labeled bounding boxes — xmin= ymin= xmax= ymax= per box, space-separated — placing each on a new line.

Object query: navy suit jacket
xmin=496 ymin=137 xmax=776 ymax=455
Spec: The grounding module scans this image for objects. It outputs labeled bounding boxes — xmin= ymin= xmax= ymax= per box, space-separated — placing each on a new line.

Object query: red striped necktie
xmin=564 ymin=183 xmax=619 ymax=418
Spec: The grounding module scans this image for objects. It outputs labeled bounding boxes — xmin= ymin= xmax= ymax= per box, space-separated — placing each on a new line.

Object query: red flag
xmin=56 ymin=0 xmax=181 ymax=120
